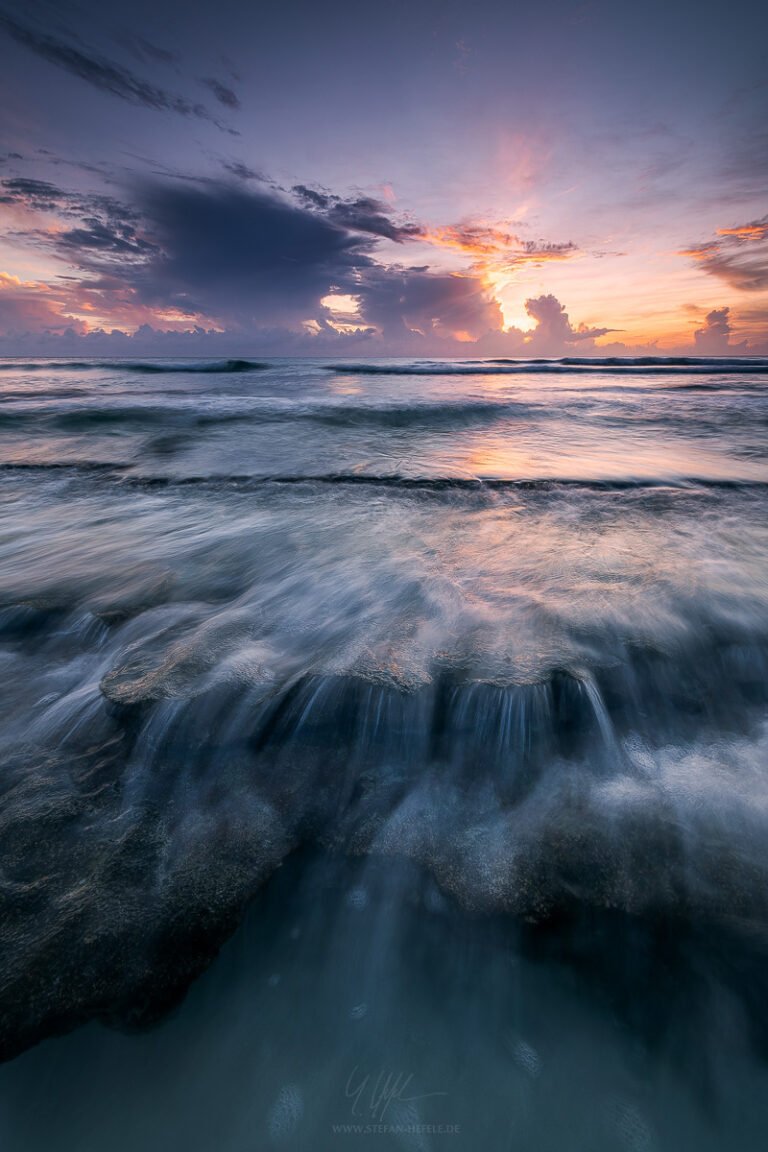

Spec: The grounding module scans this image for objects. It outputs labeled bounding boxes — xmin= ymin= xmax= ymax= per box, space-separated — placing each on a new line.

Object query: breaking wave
xmin=1 ymin=580 xmax=768 ymax=1060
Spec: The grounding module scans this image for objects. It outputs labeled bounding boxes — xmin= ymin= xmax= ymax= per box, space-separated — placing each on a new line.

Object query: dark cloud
xmin=222 ymin=161 xmax=263 ymax=181
xmin=1 ymin=177 xmax=154 ymax=269
xmin=127 ymin=181 xmax=375 ymax=324
xmin=33 ymin=179 xmax=448 ymax=330
xmin=356 ymin=264 xmax=502 ymax=337
xmin=328 ymin=197 xmax=423 ymax=242
xmin=0 ymin=12 xmax=230 ymax=130
xmin=55 ymin=218 xmax=156 ymax=257
xmin=293 ymin=185 xmax=423 ymax=242
xmin=0 ymin=177 xmax=65 ymax=210
xmin=292 ymin=185 xmax=331 ymax=210
xmin=0 ymin=177 xmax=136 ymax=222
xmin=201 ymin=77 xmax=240 ymax=109
xmin=1 ymin=174 xmax=384 ymax=324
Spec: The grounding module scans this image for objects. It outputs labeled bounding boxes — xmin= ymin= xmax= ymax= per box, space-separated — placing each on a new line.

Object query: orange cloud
xmin=716 ymin=218 xmax=768 ymax=242
xmin=422 ymin=220 xmax=578 ymax=271
xmin=685 ymin=244 xmax=717 ymax=262
xmin=0 ymin=271 xmax=89 ymax=333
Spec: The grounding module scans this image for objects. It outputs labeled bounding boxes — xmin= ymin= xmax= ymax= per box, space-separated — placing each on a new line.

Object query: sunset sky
xmin=1 ymin=0 xmax=767 ymax=355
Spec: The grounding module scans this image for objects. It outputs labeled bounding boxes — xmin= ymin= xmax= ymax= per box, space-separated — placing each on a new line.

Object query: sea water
xmin=0 ymin=356 xmax=767 ymax=1149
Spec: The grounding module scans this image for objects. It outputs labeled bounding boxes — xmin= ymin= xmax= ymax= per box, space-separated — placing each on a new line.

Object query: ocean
xmin=0 ymin=355 xmax=767 ymax=1149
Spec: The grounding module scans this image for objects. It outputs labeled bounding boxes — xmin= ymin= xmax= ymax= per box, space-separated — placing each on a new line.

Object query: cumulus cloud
xmin=693 ymin=306 xmax=747 ymax=353
xmin=523 ymin=294 xmax=615 ymax=347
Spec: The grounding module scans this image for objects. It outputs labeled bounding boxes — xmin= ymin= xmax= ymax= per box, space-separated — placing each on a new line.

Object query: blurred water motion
xmin=0 ymin=356 xmax=767 ymax=1148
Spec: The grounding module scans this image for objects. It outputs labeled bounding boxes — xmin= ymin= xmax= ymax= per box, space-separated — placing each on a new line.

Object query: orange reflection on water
xmin=449 ymin=427 xmax=761 ymax=484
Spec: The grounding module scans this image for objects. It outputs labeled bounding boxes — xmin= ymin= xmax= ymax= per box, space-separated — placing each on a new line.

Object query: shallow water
xmin=0 ymin=356 xmax=767 ymax=1148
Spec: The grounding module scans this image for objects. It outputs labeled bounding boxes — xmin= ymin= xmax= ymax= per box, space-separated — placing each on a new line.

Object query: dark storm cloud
xmin=127 ymin=181 xmax=376 ymax=323
xmin=293 ymin=185 xmax=423 ymax=242
xmin=3 ymin=173 xmax=419 ymax=324
xmin=114 ymin=182 xmax=465 ymax=330
xmin=107 ymin=180 xmax=498 ymax=335
xmin=201 ymin=77 xmax=240 ymax=109
xmin=0 ymin=12 xmax=230 ymax=129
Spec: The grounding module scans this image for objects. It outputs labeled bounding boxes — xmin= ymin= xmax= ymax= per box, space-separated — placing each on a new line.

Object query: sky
xmin=0 ymin=0 xmax=766 ymax=356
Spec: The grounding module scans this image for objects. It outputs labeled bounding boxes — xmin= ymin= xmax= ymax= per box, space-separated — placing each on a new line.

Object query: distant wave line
xmin=328 ymin=358 xmax=768 ymax=376
xmin=0 ymin=358 xmax=268 ymax=374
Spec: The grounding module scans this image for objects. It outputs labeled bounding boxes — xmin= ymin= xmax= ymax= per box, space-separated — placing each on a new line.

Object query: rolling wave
xmin=329 ymin=357 xmax=768 ymax=376
xmin=1 ymin=463 xmax=761 ymax=493
xmin=0 ymin=397 xmax=541 ymax=432
xmin=0 ymin=358 xmax=267 ymax=374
